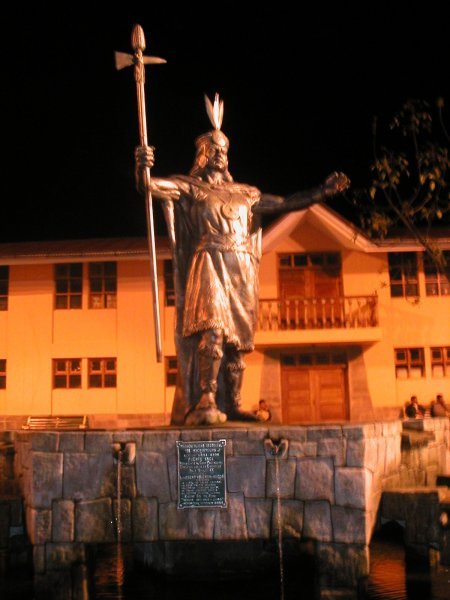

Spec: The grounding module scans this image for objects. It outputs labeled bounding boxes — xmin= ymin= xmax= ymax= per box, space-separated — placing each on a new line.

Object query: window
xmin=165 ymin=356 xmax=178 ymax=386
xmin=431 ymin=347 xmax=450 ymax=378
xmin=278 ymin=253 xmax=341 ymax=271
xmin=388 ymin=253 xmax=419 ymax=297
xmin=394 ymin=348 xmax=424 ymax=379
xmin=278 ymin=253 xmax=342 ymax=299
xmin=0 ymin=266 xmax=9 ymax=311
xmin=164 ymin=260 xmax=175 ymax=306
xmin=281 ymin=351 xmax=347 ymax=367
xmin=0 ymin=359 xmax=6 ymax=389
xmin=424 ymin=252 xmax=450 ymax=296
xmin=54 ymin=263 xmax=83 ymax=309
xmin=88 ymin=358 xmax=117 ymax=388
xmin=89 ymin=262 xmax=117 ymax=308
xmin=53 ymin=359 xmax=81 ymax=388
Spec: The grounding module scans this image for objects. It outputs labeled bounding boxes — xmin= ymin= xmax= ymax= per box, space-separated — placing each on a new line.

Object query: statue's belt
xmin=195 ymin=234 xmax=258 ymax=258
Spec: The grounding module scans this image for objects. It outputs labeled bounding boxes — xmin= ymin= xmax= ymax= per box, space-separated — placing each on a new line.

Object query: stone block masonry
xmin=10 ymin=417 xmax=449 ymax=591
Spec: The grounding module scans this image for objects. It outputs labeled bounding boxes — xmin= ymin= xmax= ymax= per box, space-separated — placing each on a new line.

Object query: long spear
xmin=115 ymin=25 xmax=166 ymax=362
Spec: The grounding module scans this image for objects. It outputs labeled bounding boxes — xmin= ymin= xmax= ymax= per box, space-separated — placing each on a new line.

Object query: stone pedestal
xmin=7 ymin=418 xmax=449 ymax=594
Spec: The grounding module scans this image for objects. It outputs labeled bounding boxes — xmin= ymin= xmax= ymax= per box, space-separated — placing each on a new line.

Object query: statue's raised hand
xmin=323 ymin=172 xmax=350 ymax=197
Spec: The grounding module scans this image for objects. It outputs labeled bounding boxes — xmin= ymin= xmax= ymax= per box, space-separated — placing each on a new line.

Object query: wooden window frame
xmin=278 ymin=252 xmax=342 ymax=271
xmin=53 ymin=359 xmax=82 ymax=389
xmin=0 ymin=359 xmax=6 ymax=389
xmin=88 ymin=358 xmax=117 ymax=388
xmin=164 ymin=260 xmax=175 ymax=307
xmin=394 ymin=348 xmax=425 ymax=379
xmin=388 ymin=252 xmax=419 ymax=298
xmin=54 ymin=263 xmax=83 ymax=309
xmin=165 ymin=356 xmax=178 ymax=386
xmin=424 ymin=251 xmax=450 ymax=296
xmin=281 ymin=350 xmax=347 ymax=367
xmin=431 ymin=347 xmax=450 ymax=378
xmin=0 ymin=266 xmax=9 ymax=311
xmin=88 ymin=262 xmax=117 ymax=309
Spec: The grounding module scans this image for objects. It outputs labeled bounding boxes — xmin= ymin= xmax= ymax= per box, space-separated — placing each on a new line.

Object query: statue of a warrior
xmin=135 ymin=94 xmax=350 ymax=426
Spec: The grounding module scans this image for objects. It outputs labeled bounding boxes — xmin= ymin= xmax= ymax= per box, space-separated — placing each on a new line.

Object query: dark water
xmin=362 ymin=528 xmax=450 ymax=600
xmin=1 ymin=534 xmax=449 ymax=599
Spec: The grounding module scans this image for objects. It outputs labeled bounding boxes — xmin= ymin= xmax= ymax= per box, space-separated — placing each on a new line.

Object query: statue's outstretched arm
xmin=254 ymin=171 xmax=350 ymax=215
xmin=134 ymin=146 xmax=181 ymax=201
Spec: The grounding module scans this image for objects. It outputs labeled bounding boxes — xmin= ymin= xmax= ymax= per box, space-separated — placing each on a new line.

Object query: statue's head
xmin=190 ymin=94 xmax=233 ymax=181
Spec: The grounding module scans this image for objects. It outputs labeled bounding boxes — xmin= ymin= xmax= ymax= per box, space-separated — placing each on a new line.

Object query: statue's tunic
xmin=171 ymin=176 xmax=261 ymax=351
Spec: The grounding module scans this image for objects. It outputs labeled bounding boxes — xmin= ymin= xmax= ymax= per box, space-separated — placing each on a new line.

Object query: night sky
xmin=4 ymin=2 xmax=450 ymax=242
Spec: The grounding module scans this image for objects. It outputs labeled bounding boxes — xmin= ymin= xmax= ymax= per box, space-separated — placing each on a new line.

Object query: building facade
xmin=0 ymin=206 xmax=449 ymax=426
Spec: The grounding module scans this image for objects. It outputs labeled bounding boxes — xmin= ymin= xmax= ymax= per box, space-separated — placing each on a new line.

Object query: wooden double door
xmin=280 ymin=351 xmax=348 ymax=423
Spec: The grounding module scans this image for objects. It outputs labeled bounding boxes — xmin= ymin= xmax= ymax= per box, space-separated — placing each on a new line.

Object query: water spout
xmin=264 ymin=437 xmax=289 ymax=459
xmin=264 ymin=437 xmax=289 ymax=600
xmin=112 ymin=441 xmax=136 ymax=465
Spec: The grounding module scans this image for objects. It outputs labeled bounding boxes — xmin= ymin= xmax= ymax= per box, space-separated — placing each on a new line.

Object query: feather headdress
xmin=190 ymin=93 xmax=232 ymax=180
xmin=204 ymin=93 xmax=224 ymax=131
xmin=194 ymin=92 xmax=229 ymax=151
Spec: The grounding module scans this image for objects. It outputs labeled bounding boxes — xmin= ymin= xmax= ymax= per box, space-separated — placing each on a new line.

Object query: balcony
xmin=255 ymin=295 xmax=382 ymax=347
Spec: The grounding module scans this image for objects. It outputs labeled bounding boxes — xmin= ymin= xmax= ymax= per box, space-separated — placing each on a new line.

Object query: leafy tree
xmin=348 ymin=98 xmax=450 ymax=271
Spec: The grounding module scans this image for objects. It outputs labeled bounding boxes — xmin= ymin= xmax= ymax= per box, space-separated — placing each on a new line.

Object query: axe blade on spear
xmin=115 ymin=24 xmax=166 ymax=363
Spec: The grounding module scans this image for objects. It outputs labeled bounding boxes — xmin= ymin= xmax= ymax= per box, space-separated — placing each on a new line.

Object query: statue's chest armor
xmin=192 ymin=186 xmax=251 ymax=224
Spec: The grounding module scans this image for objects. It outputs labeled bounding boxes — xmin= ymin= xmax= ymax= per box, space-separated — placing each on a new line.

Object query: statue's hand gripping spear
xmin=115 ymin=25 xmax=166 ymax=362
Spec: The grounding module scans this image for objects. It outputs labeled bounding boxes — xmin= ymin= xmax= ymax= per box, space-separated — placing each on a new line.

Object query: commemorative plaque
xmin=176 ymin=440 xmax=227 ymax=509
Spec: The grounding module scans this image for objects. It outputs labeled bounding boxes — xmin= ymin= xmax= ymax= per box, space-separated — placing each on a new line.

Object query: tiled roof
xmin=0 ymin=237 xmax=171 ymax=262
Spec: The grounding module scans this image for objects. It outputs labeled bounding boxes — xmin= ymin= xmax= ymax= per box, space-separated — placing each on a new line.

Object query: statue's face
xmin=206 ymin=142 xmax=229 ymax=172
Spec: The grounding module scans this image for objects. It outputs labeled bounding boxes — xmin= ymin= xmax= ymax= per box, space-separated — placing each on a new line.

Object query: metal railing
xmin=258 ymin=295 xmax=378 ymax=331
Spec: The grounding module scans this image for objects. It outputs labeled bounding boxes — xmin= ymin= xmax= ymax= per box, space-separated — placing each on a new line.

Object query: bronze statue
xmin=135 ymin=94 xmax=350 ymax=426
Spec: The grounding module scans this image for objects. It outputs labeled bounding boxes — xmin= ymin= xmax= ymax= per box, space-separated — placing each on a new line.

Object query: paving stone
xmin=132 ymin=497 xmax=158 ymax=541
xmin=318 ymin=438 xmax=346 ymax=466
xmin=288 ymin=441 xmax=318 ymax=458
xmin=45 ymin=542 xmax=86 ymax=570
xmin=75 ymin=498 xmax=114 ymax=543
xmin=26 ymin=508 xmax=51 ymax=544
xmin=296 ymin=458 xmax=334 ymax=503
xmin=303 ymin=501 xmax=332 ymax=542
xmin=84 ymin=432 xmax=113 ymax=453
xmin=142 ymin=431 xmax=180 ymax=453
xmin=331 ymin=506 xmax=369 ymax=544
xmin=30 ymin=452 xmax=63 ymax=508
xmin=52 ymin=500 xmax=74 ymax=542
xmin=335 ymin=468 xmax=372 ymax=509
xmin=266 ymin=459 xmax=296 ymax=498
xmin=159 ymin=502 xmax=189 ymax=540
xmin=245 ymin=498 xmax=272 ymax=539
xmin=316 ymin=542 xmax=369 ymax=587
xmin=270 ymin=499 xmax=304 ymax=538
xmin=188 ymin=509 xmax=216 ymax=539
xmin=307 ymin=426 xmax=343 ymax=442
xmin=63 ymin=453 xmax=114 ymax=501
xmin=214 ymin=493 xmax=248 ymax=540
xmin=227 ymin=456 xmax=266 ymax=498
xmin=58 ymin=433 xmax=85 ymax=452
xmin=136 ymin=451 xmax=171 ymax=502
xmin=31 ymin=433 xmax=59 ymax=452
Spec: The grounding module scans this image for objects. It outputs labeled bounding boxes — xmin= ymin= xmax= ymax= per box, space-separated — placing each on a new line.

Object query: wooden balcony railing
xmin=258 ymin=295 xmax=378 ymax=331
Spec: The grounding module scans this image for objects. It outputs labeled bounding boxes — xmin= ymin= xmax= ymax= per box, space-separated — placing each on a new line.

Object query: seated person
xmin=405 ymin=395 xmax=425 ymax=418
xmin=255 ymin=399 xmax=272 ymax=421
xmin=430 ymin=394 xmax=449 ymax=417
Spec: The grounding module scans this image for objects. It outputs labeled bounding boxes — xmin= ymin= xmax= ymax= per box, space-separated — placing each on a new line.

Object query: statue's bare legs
xmin=185 ymin=329 xmax=258 ymax=425
xmin=225 ymin=347 xmax=259 ymax=421
xmin=185 ymin=329 xmax=227 ymax=425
